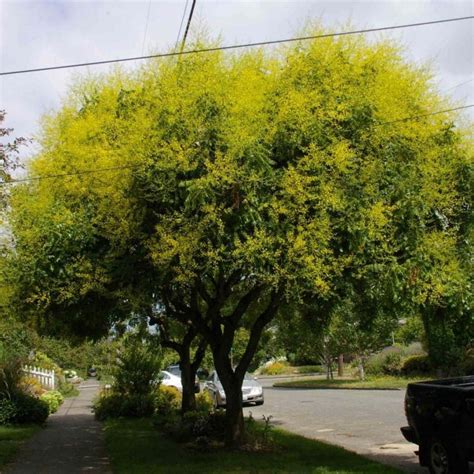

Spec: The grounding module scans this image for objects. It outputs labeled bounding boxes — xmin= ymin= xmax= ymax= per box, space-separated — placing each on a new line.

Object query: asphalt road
xmin=244 ymin=377 xmax=425 ymax=473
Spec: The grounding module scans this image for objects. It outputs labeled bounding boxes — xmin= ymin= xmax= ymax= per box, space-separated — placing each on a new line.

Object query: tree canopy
xmin=4 ymin=29 xmax=472 ymax=443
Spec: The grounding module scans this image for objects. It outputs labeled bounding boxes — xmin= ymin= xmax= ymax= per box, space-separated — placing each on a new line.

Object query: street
xmin=245 ymin=377 xmax=425 ymax=473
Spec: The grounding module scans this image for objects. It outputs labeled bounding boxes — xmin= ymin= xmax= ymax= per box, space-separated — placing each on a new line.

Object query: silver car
xmin=204 ymin=371 xmax=264 ymax=408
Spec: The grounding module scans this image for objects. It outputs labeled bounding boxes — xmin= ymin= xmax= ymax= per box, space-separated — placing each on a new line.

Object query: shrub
xmin=162 ymin=410 xmax=227 ymax=443
xmin=296 ymin=365 xmax=323 ymax=374
xmin=259 ymin=361 xmax=289 ymax=376
xmin=155 ymin=385 xmax=181 ymax=417
xmin=366 ymin=346 xmax=427 ymax=376
xmin=0 ymin=399 xmax=16 ymax=425
xmin=0 ymin=348 xmax=23 ymax=400
xmin=94 ymin=393 xmax=125 ymax=421
xmin=93 ymin=392 xmax=155 ymax=420
xmin=113 ymin=336 xmax=162 ymax=397
xmin=19 ymin=376 xmax=45 ymax=397
xmin=401 ymin=355 xmax=432 ymax=376
xmin=11 ymin=393 xmax=49 ymax=424
xmin=40 ymin=391 xmax=64 ymax=414
xmin=195 ymin=390 xmax=213 ymax=413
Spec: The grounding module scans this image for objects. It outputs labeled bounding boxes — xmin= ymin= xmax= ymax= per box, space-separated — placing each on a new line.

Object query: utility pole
xmin=180 ymin=0 xmax=197 ymax=52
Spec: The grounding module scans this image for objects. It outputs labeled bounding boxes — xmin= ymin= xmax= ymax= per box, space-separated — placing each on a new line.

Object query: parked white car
xmin=204 ymin=371 xmax=264 ymax=408
xmin=160 ymin=370 xmax=182 ymax=392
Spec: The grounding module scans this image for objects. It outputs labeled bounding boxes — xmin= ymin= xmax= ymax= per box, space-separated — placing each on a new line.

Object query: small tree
xmin=113 ymin=334 xmax=162 ymax=397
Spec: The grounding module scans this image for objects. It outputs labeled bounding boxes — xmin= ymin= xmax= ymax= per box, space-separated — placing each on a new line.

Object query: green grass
xmin=0 ymin=425 xmax=40 ymax=468
xmin=274 ymin=376 xmax=428 ymax=390
xmin=104 ymin=418 xmax=402 ymax=473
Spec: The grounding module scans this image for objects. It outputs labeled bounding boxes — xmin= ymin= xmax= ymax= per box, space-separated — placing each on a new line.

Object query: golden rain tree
xmin=6 ymin=29 xmax=472 ymax=445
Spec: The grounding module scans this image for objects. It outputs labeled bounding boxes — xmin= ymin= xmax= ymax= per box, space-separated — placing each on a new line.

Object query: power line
xmin=141 ymin=0 xmax=153 ymax=55
xmin=180 ymin=0 xmax=197 ymax=52
xmin=443 ymin=77 xmax=474 ymax=94
xmin=174 ymin=0 xmax=190 ymax=52
xmin=1 ymin=16 xmax=472 ymax=77
xmin=0 ymin=165 xmax=140 ymax=186
xmin=378 ymin=104 xmax=473 ymax=125
xmin=1 ymin=104 xmax=471 ymax=187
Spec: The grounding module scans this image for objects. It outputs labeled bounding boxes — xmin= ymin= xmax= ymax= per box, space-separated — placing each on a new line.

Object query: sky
xmin=1 ymin=0 xmax=473 ymax=163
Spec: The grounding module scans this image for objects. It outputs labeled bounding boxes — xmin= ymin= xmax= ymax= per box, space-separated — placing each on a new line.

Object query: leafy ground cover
xmin=104 ymin=418 xmax=401 ymax=474
xmin=0 ymin=425 xmax=40 ymax=468
xmin=273 ymin=376 xmax=428 ymax=390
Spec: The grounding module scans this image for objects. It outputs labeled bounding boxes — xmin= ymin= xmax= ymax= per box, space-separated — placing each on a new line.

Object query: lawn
xmin=0 ymin=425 xmax=40 ymax=468
xmin=104 ymin=418 xmax=402 ymax=474
xmin=273 ymin=376 xmax=428 ymax=390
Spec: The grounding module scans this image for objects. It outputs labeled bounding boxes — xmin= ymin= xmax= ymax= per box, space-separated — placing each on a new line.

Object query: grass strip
xmin=273 ymin=376 xmax=427 ymax=390
xmin=0 ymin=425 xmax=40 ymax=468
xmin=104 ymin=418 xmax=402 ymax=473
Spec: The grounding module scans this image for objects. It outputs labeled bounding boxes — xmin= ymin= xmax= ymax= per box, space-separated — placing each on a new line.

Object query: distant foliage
xmin=366 ymin=345 xmax=427 ymax=376
xmin=259 ymin=361 xmax=290 ymax=376
xmin=400 ymin=355 xmax=432 ymax=376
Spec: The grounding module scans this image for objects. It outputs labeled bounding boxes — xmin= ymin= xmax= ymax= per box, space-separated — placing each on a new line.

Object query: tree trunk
xmin=213 ymin=355 xmax=245 ymax=448
xmin=180 ymin=354 xmax=197 ymax=414
xmin=223 ymin=379 xmax=245 ymax=448
xmin=338 ymin=354 xmax=344 ymax=377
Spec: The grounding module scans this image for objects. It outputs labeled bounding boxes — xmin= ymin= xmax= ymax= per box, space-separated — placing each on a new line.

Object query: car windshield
xmin=244 ymin=373 xmax=254 ymax=380
xmin=167 ymin=366 xmax=181 ymax=377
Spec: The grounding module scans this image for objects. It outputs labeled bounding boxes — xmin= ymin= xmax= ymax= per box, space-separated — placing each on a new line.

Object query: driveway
xmin=244 ymin=377 xmax=424 ymax=473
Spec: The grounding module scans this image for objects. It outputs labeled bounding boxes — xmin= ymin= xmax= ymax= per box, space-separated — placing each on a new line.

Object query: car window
xmin=162 ymin=372 xmax=170 ymax=380
xmin=167 ymin=366 xmax=181 ymax=377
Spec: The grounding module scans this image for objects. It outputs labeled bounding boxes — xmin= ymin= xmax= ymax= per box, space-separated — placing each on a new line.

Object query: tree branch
xmin=235 ymin=289 xmax=283 ymax=380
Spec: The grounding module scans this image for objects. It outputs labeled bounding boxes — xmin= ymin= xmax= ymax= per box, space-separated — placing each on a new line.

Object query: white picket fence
xmin=23 ymin=365 xmax=56 ymax=390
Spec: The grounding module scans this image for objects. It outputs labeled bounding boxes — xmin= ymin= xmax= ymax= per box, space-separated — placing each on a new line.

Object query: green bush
xmin=0 ymin=399 xmax=16 ymax=425
xmin=366 ymin=350 xmax=398 ymax=376
xmin=155 ymin=385 xmax=181 ymax=417
xmin=401 ymin=355 xmax=432 ymax=376
xmin=195 ymin=390 xmax=213 ymax=413
xmin=40 ymin=391 xmax=64 ymax=414
xmin=160 ymin=410 xmax=227 ymax=443
xmin=296 ymin=365 xmax=323 ymax=374
xmin=0 ymin=346 xmax=23 ymax=400
xmin=94 ymin=393 xmax=155 ymax=421
xmin=10 ymin=393 xmax=49 ymax=424
xmin=113 ymin=336 xmax=162 ymax=397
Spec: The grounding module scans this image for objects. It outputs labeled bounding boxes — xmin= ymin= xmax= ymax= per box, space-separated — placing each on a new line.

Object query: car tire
xmin=255 ymin=401 xmax=264 ymax=406
xmin=426 ymin=438 xmax=469 ymax=474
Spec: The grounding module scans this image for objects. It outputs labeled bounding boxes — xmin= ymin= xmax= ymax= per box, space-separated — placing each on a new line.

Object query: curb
xmin=256 ymin=372 xmax=323 ymax=380
xmin=272 ymin=384 xmax=403 ymax=391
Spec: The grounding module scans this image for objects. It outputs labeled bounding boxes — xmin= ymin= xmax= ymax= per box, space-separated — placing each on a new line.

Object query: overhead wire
xmin=1 ymin=16 xmax=472 ymax=76
xmin=443 ymin=77 xmax=474 ymax=94
xmin=1 ymin=104 xmax=472 ymax=187
xmin=174 ymin=0 xmax=190 ymax=52
xmin=140 ymin=0 xmax=153 ymax=55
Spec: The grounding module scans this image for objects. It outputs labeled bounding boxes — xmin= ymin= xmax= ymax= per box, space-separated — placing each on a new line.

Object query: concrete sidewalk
xmin=4 ymin=380 xmax=111 ymax=474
